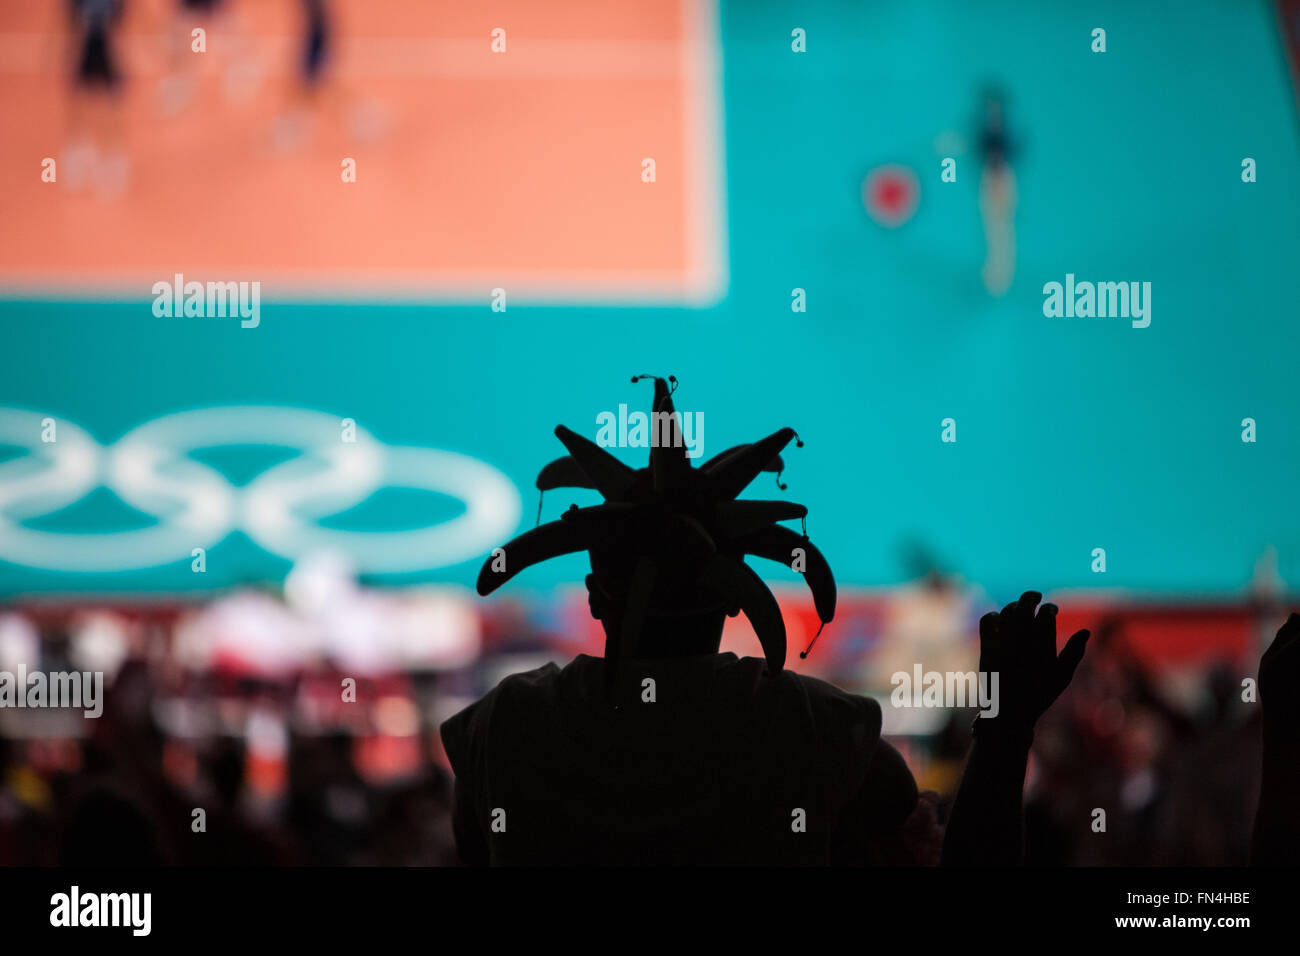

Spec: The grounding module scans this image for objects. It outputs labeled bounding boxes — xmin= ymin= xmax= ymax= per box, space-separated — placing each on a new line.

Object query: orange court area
xmin=0 ymin=0 xmax=725 ymax=303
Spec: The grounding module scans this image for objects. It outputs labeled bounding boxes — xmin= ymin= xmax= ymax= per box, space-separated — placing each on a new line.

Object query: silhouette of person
xmin=1251 ymin=612 xmax=1300 ymax=865
xmin=977 ymin=85 xmax=1018 ymax=296
xmin=65 ymin=0 xmax=131 ymax=197
xmin=442 ymin=377 xmax=1089 ymax=865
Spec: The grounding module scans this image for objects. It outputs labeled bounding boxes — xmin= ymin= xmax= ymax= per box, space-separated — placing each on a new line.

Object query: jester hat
xmin=476 ymin=376 xmax=835 ymax=675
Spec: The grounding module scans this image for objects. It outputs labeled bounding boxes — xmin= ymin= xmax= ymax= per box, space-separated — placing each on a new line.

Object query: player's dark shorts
xmin=76 ymin=30 xmax=119 ymax=89
xmin=304 ymin=22 xmax=328 ymax=81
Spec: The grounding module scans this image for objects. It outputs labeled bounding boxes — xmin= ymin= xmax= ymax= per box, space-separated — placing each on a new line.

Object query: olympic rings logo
xmin=0 ymin=406 xmax=522 ymax=574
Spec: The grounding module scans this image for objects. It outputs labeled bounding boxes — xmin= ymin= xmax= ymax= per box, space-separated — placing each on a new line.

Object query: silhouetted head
xmin=584 ymin=571 xmax=730 ymax=658
xmin=476 ymin=376 xmax=837 ymax=675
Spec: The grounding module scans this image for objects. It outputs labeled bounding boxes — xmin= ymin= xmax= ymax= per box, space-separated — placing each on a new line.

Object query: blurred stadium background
xmin=0 ymin=0 xmax=1298 ymax=865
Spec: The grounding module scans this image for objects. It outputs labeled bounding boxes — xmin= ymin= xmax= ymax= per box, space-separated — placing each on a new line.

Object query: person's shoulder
xmin=456 ymin=658 xmax=568 ymax=719
xmin=494 ymin=658 xmax=581 ymax=717
xmin=718 ymin=655 xmax=883 ymax=735
xmin=496 ymin=659 xmax=567 ymax=692
xmin=439 ymin=659 xmax=567 ymax=772
xmin=784 ymin=670 xmax=884 ymax=745
xmin=788 ymin=670 xmax=881 ymax=708
xmin=783 ymin=671 xmax=888 ymax=799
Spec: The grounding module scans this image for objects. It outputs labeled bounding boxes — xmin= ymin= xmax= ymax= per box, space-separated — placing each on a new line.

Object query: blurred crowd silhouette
xmin=0 ymin=583 xmax=1282 ymax=866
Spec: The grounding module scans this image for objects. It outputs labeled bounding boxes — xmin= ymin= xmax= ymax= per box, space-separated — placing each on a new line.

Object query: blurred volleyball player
xmin=271 ymin=0 xmax=332 ymax=150
xmin=160 ymin=0 xmax=259 ymax=114
xmin=159 ymin=0 xmax=221 ymax=115
xmin=977 ymin=87 xmax=1017 ymax=296
xmin=302 ymin=0 xmax=331 ymax=89
xmin=272 ymin=2 xmax=386 ymax=151
xmin=66 ymin=0 xmax=129 ymax=198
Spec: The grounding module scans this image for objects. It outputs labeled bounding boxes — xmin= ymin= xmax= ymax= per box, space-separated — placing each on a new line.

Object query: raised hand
xmin=974 ymin=590 xmax=1089 ymax=742
xmin=942 ymin=590 xmax=1091 ymax=865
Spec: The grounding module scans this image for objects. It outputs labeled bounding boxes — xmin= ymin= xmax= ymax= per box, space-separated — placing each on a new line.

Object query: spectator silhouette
xmin=1251 ymin=612 xmax=1300 ymax=865
xmin=441 ymin=377 xmax=1089 ymax=865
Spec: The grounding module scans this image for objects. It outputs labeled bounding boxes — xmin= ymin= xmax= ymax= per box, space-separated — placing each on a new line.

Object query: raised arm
xmin=942 ymin=590 xmax=1089 ymax=866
